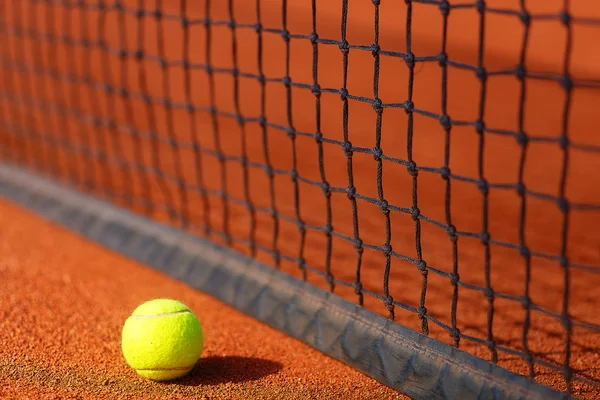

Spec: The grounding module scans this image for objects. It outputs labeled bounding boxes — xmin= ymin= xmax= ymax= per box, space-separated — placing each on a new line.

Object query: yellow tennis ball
xmin=121 ymin=298 xmax=204 ymax=381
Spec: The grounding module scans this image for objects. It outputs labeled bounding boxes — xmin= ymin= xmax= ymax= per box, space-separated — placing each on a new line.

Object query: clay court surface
xmin=1 ymin=0 xmax=600 ymax=399
xmin=0 ymin=198 xmax=405 ymax=399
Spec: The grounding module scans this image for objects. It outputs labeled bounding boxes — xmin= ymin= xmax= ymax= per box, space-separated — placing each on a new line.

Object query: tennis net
xmin=1 ymin=0 xmax=600 ymax=398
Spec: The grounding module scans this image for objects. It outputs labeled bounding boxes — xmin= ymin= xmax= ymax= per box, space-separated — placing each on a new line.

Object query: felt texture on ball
xmin=121 ymin=298 xmax=204 ymax=381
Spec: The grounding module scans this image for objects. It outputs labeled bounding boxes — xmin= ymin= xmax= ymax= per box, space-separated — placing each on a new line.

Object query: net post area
xmin=0 ymin=164 xmax=571 ymax=400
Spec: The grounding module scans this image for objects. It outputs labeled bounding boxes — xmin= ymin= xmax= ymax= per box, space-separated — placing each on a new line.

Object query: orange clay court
xmin=0 ymin=198 xmax=402 ymax=399
xmin=1 ymin=0 xmax=600 ymax=399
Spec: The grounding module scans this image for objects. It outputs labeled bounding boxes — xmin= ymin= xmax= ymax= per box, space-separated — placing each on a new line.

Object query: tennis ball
xmin=121 ymin=298 xmax=204 ymax=381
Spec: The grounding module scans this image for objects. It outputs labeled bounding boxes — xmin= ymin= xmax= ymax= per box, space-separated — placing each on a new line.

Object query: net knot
xmin=519 ymin=11 xmax=531 ymax=26
xmin=372 ymin=98 xmax=383 ymax=114
xmin=560 ymin=11 xmax=571 ymax=26
xmin=561 ymin=314 xmax=573 ymax=331
xmin=440 ymin=166 xmax=450 ymax=181
xmin=297 ymin=257 xmax=305 ymax=269
xmin=309 ymin=32 xmax=319 ymax=44
xmin=161 ymin=97 xmax=173 ymax=110
xmin=477 ymin=179 xmax=488 ymax=195
xmin=559 ymin=255 xmax=569 ymax=268
xmin=475 ymin=0 xmax=485 ymax=14
xmin=153 ymin=8 xmax=162 ymax=19
xmin=311 ymin=84 xmax=321 ymax=97
xmin=384 ymin=296 xmax=394 ymax=311
xmin=338 ymin=40 xmax=350 ymax=55
xmin=480 ymin=231 xmax=490 ymax=245
xmin=516 ymin=131 xmax=528 ymax=147
xmin=264 ymin=165 xmax=274 ymax=178
xmin=326 ymin=273 xmax=335 ymax=288
xmin=417 ymin=260 xmax=427 ymax=273
xmin=381 ymin=243 xmax=392 ymax=257
xmin=562 ymin=366 xmax=573 ymax=382
xmin=559 ymin=135 xmax=569 ymax=149
xmin=475 ymin=119 xmax=485 ymax=134
xmin=440 ymin=114 xmax=451 ymax=130
xmin=439 ymin=1 xmax=450 ymax=16
xmin=519 ymin=245 xmax=530 ymax=259
xmin=180 ymin=17 xmax=189 ymax=28
xmin=379 ymin=199 xmax=390 ymax=216
xmin=475 ymin=66 xmax=487 ymax=82
xmin=516 ymin=182 xmax=525 ymax=197
xmin=404 ymin=52 xmax=415 ymax=68
xmin=254 ymin=23 xmax=262 ymax=33
xmin=447 ymin=224 xmax=457 ymax=241
xmin=450 ymin=273 xmax=460 ymax=286
xmin=258 ymin=116 xmax=267 ymax=127
xmin=297 ymin=221 xmax=306 ymax=233
xmin=354 ymin=238 xmax=364 ymax=254
xmin=516 ymin=65 xmax=526 ymax=80
xmin=407 ymin=161 xmax=418 ymax=177
xmin=286 ymin=127 xmax=296 ymax=139
xmin=370 ymin=44 xmax=380 ymax=57
xmin=521 ymin=296 xmax=531 ymax=309
xmin=314 ymin=131 xmax=323 ymax=143
xmin=410 ymin=206 xmax=420 ymax=220
xmin=339 ymin=88 xmax=349 ymax=101
xmin=281 ymin=30 xmax=290 ymax=42
xmin=321 ymin=181 xmax=331 ymax=196
xmin=354 ymin=282 xmax=363 ymax=295
xmin=346 ymin=185 xmax=356 ymax=199
xmin=235 ymin=113 xmax=244 ymax=125
xmin=484 ymin=288 xmax=494 ymax=301
xmin=282 ymin=76 xmax=291 ymax=88
xmin=371 ymin=0 xmax=381 ymax=5
xmin=403 ymin=100 xmax=414 ymax=114
xmin=557 ymin=197 xmax=569 ymax=213
xmin=343 ymin=141 xmax=353 ymax=156
xmin=437 ymin=52 xmax=448 ymax=66
xmin=372 ymin=146 xmax=383 ymax=161
xmin=523 ymin=352 xmax=534 ymax=366
xmin=450 ymin=328 xmax=461 ymax=340
xmin=417 ymin=306 xmax=427 ymax=318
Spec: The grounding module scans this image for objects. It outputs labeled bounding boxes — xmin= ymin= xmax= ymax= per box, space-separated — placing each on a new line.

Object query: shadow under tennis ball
xmin=172 ymin=356 xmax=283 ymax=386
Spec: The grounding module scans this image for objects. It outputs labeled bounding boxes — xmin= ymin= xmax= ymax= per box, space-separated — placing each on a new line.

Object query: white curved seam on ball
xmin=129 ymin=310 xmax=191 ymax=319
xmin=136 ymin=366 xmax=195 ymax=371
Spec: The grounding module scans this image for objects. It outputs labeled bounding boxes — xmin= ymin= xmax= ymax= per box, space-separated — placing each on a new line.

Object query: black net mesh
xmin=1 ymin=0 xmax=600 ymax=397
